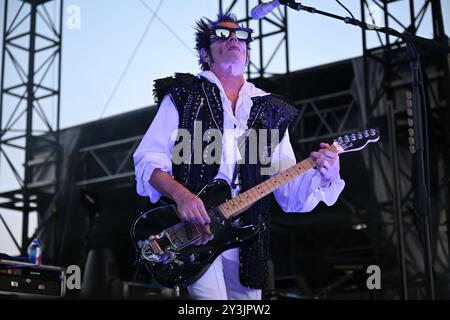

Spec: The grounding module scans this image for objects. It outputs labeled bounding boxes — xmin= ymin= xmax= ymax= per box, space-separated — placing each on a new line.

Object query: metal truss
xmin=219 ymin=0 xmax=289 ymax=79
xmin=76 ymin=135 xmax=142 ymax=188
xmin=0 ymin=0 xmax=63 ymax=255
xmin=274 ymin=72 xmax=388 ymax=297
xmin=290 ymin=89 xmax=361 ymax=148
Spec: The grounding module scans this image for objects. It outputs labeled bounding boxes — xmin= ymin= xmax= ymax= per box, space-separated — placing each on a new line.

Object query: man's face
xmin=205 ymin=21 xmax=249 ymax=71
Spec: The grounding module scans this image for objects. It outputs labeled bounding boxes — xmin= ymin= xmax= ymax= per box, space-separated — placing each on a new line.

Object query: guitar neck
xmin=218 ymin=140 xmax=346 ymax=219
xmin=218 ymin=157 xmax=316 ymax=219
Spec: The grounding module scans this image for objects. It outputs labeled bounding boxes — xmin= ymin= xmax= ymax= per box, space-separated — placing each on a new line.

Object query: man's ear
xmin=200 ymin=48 xmax=210 ymax=65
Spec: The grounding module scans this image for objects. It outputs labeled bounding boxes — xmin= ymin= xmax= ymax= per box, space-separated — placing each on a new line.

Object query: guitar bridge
xmin=141 ymin=232 xmax=176 ymax=263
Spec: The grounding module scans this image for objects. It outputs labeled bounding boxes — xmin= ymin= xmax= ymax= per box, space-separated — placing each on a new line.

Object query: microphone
xmin=250 ymin=0 xmax=280 ymax=20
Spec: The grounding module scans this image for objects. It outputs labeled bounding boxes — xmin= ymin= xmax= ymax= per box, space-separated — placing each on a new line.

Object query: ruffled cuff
xmin=134 ymin=153 xmax=172 ymax=203
xmin=311 ymin=170 xmax=346 ymax=206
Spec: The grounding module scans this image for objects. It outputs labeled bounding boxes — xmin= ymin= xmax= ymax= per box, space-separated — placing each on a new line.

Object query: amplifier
xmin=0 ymin=258 xmax=65 ymax=299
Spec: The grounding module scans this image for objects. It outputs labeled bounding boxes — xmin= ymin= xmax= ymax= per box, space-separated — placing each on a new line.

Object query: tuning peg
xmin=344 ymin=135 xmax=350 ymax=143
xmin=350 ymin=133 xmax=357 ymax=141
xmin=363 ymin=130 xmax=369 ymax=138
xmin=357 ymin=132 xmax=363 ymax=140
xmin=370 ymin=129 xmax=376 ymax=136
xmin=337 ymin=137 xmax=344 ymax=145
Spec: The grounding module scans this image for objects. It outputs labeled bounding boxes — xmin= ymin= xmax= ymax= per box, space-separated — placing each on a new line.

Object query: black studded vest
xmin=153 ymin=73 xmax=298 ymax=289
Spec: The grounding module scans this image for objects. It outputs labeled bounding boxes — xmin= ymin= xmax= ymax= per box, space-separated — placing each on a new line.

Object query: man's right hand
xmin=173 ymin=189 xmax=214 ymax=245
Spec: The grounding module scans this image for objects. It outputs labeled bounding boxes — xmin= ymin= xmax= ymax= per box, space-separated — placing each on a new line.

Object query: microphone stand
xmin=281 ymin=0 xmax=450 ymax=300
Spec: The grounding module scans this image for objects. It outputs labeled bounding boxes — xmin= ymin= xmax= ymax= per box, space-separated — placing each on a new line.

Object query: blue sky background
xmin=0 ymin=0 xmax=449 ymax=255
xmin=59 ymin=0 xmax=450 ymax=126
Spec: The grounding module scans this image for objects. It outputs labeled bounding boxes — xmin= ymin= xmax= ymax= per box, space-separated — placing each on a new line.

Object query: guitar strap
xmin=230 ymin=102 xmax=266 ymax=190
xmin=230 ymin=161 xmax=241 ymax=190
xmin=230 ymin=128 xmax=257 ymax=189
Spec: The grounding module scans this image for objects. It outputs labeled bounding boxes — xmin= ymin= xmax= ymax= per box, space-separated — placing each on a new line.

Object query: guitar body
xmin=130 ymin=128 xmax=380 ymax=288
xmin=131 ymin=179 xmax=259 ymax=287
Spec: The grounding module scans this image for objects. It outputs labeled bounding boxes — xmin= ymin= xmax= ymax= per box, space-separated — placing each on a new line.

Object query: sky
xmin=0 ymin=0 xmax=449 ymax=256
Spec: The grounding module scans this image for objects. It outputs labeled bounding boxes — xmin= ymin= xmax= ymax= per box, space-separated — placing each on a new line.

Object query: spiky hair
xmin=194 ymin=13 xmax=251 ymax=71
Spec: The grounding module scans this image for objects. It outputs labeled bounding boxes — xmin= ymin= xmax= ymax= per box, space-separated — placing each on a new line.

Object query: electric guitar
xmin=130 ymin=129 xmax=380 ymax=287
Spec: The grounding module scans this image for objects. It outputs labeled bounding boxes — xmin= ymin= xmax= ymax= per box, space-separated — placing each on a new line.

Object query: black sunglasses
xmin=211 ymin=26 xmax=253 ymax=42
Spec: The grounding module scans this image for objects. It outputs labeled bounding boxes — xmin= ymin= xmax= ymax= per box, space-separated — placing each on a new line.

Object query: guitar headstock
xmin=333 ymin=129 xmax=380 ymax=154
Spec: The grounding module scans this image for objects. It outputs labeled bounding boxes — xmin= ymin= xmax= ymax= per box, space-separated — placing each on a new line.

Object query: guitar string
xmin=154 ymin=207 xmax=223 ymax=248
xmin=155 ymin=168 xmax=299 ymax=250
xmin=150 ymin=207 xmax=213 ymax=246
xmin=161 ymin=185 xmax=275 ymax=249
xmin=145 ymin=143 xmax=367 ymax=261
xmin=154 ymin=162 xmax=313 ymax=249
xmin=150 ymin=142 xmax=355 ymax=251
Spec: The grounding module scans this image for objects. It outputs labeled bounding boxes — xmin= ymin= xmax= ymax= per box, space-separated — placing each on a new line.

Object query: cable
xmin=132 ymin=259 xmax=142 ymax=298
xmin=139 ymin=0 xmax=196 ymax=56
xmin=335 ymin=0 xmax=355 ymax=19
xmin=362 ymin=1 xmax=384 ymax=48
xmin=98 ymin=0 xmax=164 ymax=119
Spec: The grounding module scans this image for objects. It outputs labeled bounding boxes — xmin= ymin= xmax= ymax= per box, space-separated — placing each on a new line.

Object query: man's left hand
xmin=310 ymin=142 xmax=340 ymax=188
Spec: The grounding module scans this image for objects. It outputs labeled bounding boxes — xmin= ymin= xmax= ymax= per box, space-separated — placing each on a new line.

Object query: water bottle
xmin=27 ymin=238 xmax=42 ymax=265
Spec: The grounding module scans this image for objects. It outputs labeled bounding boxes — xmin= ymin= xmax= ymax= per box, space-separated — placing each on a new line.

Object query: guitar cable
xmin=131 ymin=257 xmax=142 ymax=299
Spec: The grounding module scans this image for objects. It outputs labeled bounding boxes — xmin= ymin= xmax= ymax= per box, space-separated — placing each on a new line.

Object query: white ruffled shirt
xmin=133 ymin=71 xmax=345 ymax=212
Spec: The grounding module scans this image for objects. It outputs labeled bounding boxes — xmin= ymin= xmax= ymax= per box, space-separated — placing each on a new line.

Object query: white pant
xmin=187 ymin=248 xmax=262 ymax=300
